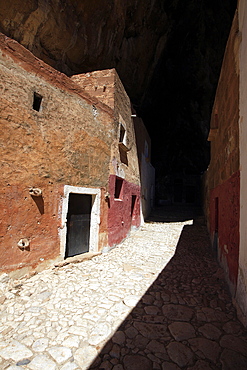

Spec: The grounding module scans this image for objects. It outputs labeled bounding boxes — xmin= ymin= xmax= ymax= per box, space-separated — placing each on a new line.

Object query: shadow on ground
xmin=146 ymin=205 xmax=203 ymax=223
xmin=89 ymin=207 xmax=247 ymax=370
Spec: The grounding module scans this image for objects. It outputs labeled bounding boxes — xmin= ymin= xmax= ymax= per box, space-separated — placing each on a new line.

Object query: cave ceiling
xmin=0 ymin=0 xmax=237 ymax=178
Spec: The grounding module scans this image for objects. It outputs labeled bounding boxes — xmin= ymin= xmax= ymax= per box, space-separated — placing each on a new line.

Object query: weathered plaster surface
xmin=108 ymin=175 xmax=141 ymax=247
xmin=0 ymin=35 xmax=141 ymax=275
xmin=204 ymin=11 xmax=240 ymax=294
xmin=209 ymin=171 xmax=240 ymax=293
xmin=236 ymin=0 xmax=247 ymax=326
xmin=71 ymin=69 xmax=141 ymax=186
xmin=0 ymin=184 xmax=63 ymax=274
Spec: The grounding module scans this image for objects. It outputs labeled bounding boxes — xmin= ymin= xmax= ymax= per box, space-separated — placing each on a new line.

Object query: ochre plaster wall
xmin=204 ymin=12 xmax=240 ymax=293
xmin=0 ymin=34 xmax=114 ymax=188
xmin=71 ymin=69 xmax=140 ymax=186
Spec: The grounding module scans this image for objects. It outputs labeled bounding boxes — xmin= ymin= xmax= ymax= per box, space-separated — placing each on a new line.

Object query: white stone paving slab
xmin=0 ymin=340 xmax=33 ymax=361
xmin=27 ymin=354 xmax=56 ymax=370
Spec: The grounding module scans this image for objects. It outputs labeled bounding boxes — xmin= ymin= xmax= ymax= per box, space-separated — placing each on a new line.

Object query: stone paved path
xmin=0 ymin=207 xmax=247 ymax=369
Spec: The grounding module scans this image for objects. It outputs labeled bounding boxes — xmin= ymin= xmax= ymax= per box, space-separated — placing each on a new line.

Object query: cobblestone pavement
xmin=0 ymin=207 xmax=247 ymax=369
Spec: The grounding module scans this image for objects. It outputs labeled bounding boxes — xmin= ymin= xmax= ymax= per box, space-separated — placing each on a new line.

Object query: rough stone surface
xmin=198 ymin=323 xmax=222 ymax=340
xmin=220 ymin=334 xmax=247 ymax=354
xmin=74 ymin=346 xmax=98 ymax=368
xmin=112 ymin=331 xmax=126 ymax=345
xmin=133 ymin=322 xmax=169 ymax=340
xmin=162 ymin=304 xmax=194 ymax=321
xmin=168 ymin=321 xmax=196 ymax=341
xmin=28 ymin=354 xmax=56 ymax=370
xmin=167 ymin=342 xmax=194 ymax=367
xmin=188 ymin=338 xmax=221 ymax=363
xmin=47 ymin=346 xmax=72 ymax=364
xmin=123 ymin=354 xmax=152 ymax=370
xmin=0 ymin=208 xmax=247 ymax=370
xmin=188 ymin=359 xmax=215 ymax=370
xmin=220 ymin=348 xmax=247 ymax=370
xmin=0 ymin=340 xmax=33 ymax=362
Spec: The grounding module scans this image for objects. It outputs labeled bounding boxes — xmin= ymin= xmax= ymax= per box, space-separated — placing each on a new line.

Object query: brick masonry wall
xmin=204 ymin=12 xmax=240 ymax=292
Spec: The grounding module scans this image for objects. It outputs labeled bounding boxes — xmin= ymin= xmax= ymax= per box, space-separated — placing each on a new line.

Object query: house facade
xmin=204 ymin=0 xmax=247 ymax=326
xmin=0 ymin=34 xmax=141 ymax=277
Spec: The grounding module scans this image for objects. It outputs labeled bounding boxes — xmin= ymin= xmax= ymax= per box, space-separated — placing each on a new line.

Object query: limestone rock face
xmin=0 ymin=0 xmax=169 ymax=103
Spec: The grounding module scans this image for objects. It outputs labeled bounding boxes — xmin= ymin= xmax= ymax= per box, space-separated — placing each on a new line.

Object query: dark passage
xmin=65 ymin=193 xmax=92 ymax=258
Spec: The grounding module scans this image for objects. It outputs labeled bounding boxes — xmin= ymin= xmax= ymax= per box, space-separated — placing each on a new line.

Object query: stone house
xmin=0 ymin=34 xmax=142 ymax=277
xmin=70 ymin=70 xmax=155 ymax=221
xmin=204 ymin=0 xmax=247 ymax=326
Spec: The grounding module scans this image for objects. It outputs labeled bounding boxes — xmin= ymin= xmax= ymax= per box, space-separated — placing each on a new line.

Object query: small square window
xmin=33 ymin=92 xmax=43 ymax=112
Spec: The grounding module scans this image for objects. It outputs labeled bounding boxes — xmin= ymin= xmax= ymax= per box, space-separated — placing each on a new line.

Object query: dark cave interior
xmin=0 ymin=0 xmax=237 ymax=202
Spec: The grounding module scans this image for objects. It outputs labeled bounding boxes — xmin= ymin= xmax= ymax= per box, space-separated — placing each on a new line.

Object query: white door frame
xmin=60 ymin=185 xmax=101 ymax=258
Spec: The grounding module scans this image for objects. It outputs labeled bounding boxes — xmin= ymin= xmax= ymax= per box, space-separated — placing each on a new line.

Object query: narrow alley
xmin=0 ymin=207 xmax=247 ymax=370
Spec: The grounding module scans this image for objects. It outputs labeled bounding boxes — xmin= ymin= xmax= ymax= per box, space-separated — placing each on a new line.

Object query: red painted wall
xmin=0 ymin=184 xmax=63 ymax=273
xmin=209 ymin=171 xmax=240 ymax=289
xmin=108 ymin=175 xmax=141 ymax=246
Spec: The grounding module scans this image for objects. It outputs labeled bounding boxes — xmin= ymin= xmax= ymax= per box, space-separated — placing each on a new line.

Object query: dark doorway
xmin=65 ymin=193 xmax=92 ymax=258
xmin=131 ymin=195 xmax=137 ymax=217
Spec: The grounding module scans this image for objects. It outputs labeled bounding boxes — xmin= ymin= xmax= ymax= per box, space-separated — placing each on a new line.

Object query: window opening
xmin=131 ymin=195 xmax=137 ymax=217
xmin=115 ymin=178 xmax=124 ymax=199
xmin=119 ymin=123 xmax=129 ymax=165
xmin=33 ymin=92 xmax=43 ymax=112
xmin=119 ymin=149 xmax=128 ymax=166
xmin=119 ymin=124 xmax=126 ymax=143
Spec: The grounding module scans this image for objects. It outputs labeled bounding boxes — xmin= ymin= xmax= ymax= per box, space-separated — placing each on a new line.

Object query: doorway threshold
xmin=54 ymin=251 xmax=101 ymax=268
